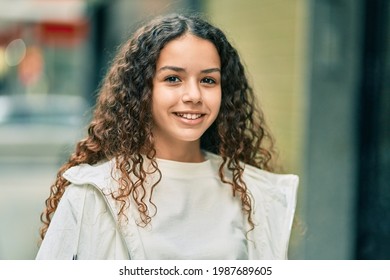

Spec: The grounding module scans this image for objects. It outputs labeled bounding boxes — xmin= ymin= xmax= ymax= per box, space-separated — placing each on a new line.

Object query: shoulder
xmin=240 ymin=163 xmax=299 ymax=259
xmin=37 ymin=180 xmax=120 ymax=260
xmin=245 ymin=166 xmax=299 ymax=259
xmin=205 ymin=151 xmax=299 ymax=192
xmin=53 ymin=180 xmax=114 ymax=226
xmin=243 ymin=164 xmax=299 ymax=202
xmin=243 ymin=165 xmax=299 ymax=226
xmin=204 ymin=151 xmax=299 ymax=210
xmin=62 ymin=159 xmax=116 ymax=191
xmin=60 ymin=160 xmax=122 ymax=221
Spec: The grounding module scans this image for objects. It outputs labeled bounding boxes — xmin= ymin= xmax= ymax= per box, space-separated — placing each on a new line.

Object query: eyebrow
xmin=157 ymin=66 xmax=221 ymax=74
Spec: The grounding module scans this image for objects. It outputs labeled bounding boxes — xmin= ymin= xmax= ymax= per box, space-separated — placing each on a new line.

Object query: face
xmin=151 ymin=33 xmax=221 ymax=147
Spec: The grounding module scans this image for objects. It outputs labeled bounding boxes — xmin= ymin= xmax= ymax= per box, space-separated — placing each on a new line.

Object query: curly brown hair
xmin=39 ymin=13 xmax=276 ymax=240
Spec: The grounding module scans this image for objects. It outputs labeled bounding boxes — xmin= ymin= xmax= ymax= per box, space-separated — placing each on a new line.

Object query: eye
xmin=164 ymin=76 xmax=181 ymax=83
xmin=201 ymin=77 xmax=216 ymax=84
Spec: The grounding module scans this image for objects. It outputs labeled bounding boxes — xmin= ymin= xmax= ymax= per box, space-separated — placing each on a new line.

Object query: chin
xmin=179 ymin=136 xmax=202 ymax=143
xmin=176 ymin=133 xmax=204 ymax=143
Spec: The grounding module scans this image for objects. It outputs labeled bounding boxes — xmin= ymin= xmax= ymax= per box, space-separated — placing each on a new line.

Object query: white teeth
xmin=176 ymin=113 xmax=202 ymax=120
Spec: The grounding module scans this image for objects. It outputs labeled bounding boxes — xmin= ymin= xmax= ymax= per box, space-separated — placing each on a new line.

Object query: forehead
xmin=156 ymin=34 xmax=221 ymax=69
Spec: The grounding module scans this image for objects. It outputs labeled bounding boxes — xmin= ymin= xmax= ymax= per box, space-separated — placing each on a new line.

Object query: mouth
xmin=174 ymin=112 xmax=204 ymax=120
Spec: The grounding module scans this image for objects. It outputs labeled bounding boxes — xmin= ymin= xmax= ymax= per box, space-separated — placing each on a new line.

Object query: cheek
xmin=152 ymin=86 xmax=164 ymax=106
xmin=151 ymin=88 xmax=174 ymax=117
xmin=209 ymin=91 xmax=222 ymax=114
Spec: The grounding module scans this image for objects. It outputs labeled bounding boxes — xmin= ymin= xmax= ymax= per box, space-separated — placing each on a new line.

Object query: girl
xmin=36 ymin=13 xmax=298 ymax=260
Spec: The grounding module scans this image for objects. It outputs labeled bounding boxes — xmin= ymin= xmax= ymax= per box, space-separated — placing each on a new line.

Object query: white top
xmin=36 ymin=152 xmax=299 ymax=260
xmin=137 ymin=154 xmax=248 ymax=259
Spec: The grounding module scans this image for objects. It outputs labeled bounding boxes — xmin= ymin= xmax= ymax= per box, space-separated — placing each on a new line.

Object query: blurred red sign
xmin=36 ymin=19 xmax=89 ymax=47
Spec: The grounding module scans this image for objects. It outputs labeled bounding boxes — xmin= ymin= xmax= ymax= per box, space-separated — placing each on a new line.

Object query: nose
xmin=182 ymin=80 xmax=202 ymax=104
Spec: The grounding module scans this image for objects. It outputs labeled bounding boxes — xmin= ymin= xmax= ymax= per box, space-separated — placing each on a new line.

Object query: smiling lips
xmin=175 ymin=112 xmax=204 ymax=120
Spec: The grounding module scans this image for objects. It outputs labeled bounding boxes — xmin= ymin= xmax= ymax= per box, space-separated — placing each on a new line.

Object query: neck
xmin=154 ymin=140 xmax=205 ymax=163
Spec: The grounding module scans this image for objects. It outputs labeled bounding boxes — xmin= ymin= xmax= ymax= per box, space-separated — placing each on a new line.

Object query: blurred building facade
xmin=0 ymin=0 xmax=388 ymax=259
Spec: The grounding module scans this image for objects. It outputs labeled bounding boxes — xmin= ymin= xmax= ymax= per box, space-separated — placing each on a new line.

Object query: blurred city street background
xmin=0 ymin=0 xmax=389 ymax=259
